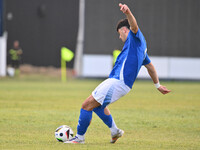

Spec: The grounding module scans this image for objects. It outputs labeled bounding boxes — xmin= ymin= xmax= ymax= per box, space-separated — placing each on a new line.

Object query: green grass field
xmin=0 ymin=75 xmax=200 ymax=150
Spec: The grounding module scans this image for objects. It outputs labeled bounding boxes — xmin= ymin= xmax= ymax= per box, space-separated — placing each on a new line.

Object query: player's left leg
xmin=65 ymin=95 xmax=100 ymax=144
xmin=77 ymin=95 xmax=101 ymax=137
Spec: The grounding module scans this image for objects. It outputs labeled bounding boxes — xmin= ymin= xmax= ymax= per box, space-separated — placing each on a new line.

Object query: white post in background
xmin=0 ymin=32 xmax=7 ymax=77
xmin=74 ymin=0 xmax=85 ymax=77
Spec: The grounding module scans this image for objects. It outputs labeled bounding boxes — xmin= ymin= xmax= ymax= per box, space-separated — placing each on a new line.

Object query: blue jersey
xmin=109 ymin=28 xmax=151 ymax=88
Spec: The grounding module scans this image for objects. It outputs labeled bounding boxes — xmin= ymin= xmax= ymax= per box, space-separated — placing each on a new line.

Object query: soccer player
xmin=65 ymin=3 xmax=171 ymax=144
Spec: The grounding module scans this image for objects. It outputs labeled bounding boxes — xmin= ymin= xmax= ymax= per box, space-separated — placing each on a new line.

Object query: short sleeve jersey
xmin=109 ymin=28 xmax=151 ymax=88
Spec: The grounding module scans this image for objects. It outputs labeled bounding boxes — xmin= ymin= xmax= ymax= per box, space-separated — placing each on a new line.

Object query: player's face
xmin=118 ymin=27 xmax=128 ymax=42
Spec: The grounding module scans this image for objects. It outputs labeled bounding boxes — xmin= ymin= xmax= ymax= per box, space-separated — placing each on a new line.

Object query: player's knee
xmin=81 ymin=104 xmax=94 ymax=111
xmin=81 ymin=95 xmax=100 ymax=111
xmin=81 ymin=98 xmax=93 ymax=111
xmin=81 ymin=101 xmax=91 ymax=111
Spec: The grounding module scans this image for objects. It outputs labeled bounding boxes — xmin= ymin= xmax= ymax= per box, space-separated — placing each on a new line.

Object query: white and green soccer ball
xmin=55 ymin=125 xmax=74 ymax=142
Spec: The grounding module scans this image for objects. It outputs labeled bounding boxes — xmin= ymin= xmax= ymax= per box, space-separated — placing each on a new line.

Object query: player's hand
xmin=157 ymin=85 xmax=171 ymax=95
xmin=119 ymin=3 xmax=130 ymax=14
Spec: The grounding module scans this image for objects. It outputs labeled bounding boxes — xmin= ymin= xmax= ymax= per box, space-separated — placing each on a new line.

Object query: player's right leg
xmin=93 ymin=107 xmax=124 ymax=143
xmin=92 ymin=78 xmax=129 ymax=143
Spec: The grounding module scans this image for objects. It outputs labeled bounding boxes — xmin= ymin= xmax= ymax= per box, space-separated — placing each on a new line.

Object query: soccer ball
xmin=55 ymin=125 xmax=74 ymax=142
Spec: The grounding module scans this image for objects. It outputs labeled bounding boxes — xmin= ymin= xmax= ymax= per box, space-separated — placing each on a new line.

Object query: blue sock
xmin=77 ymin=108 xmax=92 ymax=135
xmin=93 ymin=107 xmax=112 ymax=128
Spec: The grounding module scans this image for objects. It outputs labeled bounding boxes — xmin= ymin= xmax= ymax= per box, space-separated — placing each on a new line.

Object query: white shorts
xmin=92 ymin=78 xmax=131 ymax=108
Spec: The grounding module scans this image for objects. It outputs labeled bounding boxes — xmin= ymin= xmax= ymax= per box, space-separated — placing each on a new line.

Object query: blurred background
xmin=0 ymin=0 xmax=200 ymax=79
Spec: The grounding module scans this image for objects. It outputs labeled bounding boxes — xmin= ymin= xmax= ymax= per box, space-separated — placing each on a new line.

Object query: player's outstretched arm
xmin=145 ymin=62 xmax=171 ymax=95
xmin=119 ymin=3 xmax=138 ymax=33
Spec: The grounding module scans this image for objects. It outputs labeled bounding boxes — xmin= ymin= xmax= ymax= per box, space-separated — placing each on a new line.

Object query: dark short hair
xmin=116 ymin=18 xmax=130 ymax=32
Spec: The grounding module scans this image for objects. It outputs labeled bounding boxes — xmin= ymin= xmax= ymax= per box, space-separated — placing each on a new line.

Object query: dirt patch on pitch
xmin=19 ymin=64 xmax=75 ymax=78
